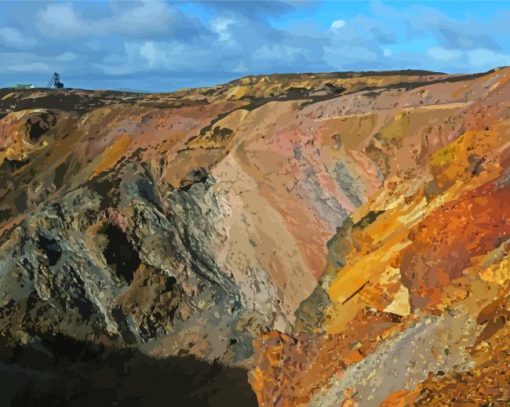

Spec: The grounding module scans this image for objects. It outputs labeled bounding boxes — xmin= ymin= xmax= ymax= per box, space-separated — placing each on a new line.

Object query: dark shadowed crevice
xmin=111 ymin=306 xmax=138 ymax=344
xmin=37 ymin=235 xmax=62 ymax=266
xmin=353 ymin=210 xmax=385 ymax=229
xmin=102 ymin=224 xmax=140 ymax=284
xmin=1 ymin=158 xmax=30 ymax=172
xmin=14 ymin=190 xmax=28 ymax=212
xmin=0 ymin=208 xmax=12 ymax=223
xmin=136 ymin=178 xmax=163 ymax=211
xmin=53 ymin=162 xmax=69 ymax=189
xmin=323 ymin=82 xmax=346 ymax=95
xmin=179 ymin=167 xmax=209 ymax=191
xmin=212 ymin=126 xmax=234 ymax=138
xmin=25 ymin=112 xmax=57 ymax=142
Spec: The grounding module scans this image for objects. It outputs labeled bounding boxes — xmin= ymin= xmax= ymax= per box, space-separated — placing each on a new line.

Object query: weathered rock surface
xmin=0 ymin=68 xmax=509 ymax=405
xmin=250 ymin=67 xmax=510 ymax=406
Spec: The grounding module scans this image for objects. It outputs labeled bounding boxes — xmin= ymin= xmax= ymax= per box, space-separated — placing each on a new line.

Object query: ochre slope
xmin=250 ymin=67 xmax=510 ymax=406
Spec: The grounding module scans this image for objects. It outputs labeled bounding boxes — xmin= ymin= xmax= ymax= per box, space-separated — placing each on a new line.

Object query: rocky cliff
xmin=0 ymin=68 xmax=508 ymax=406
xmin=249 ymin=68 xmax=510 ymax=406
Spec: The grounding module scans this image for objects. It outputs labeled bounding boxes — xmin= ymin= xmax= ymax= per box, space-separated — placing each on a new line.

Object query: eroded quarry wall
xmin=0 ymin=68 xmax=509 ymax=406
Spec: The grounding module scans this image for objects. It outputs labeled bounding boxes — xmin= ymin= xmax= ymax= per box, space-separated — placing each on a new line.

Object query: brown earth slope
xmin=0 ymin=68 xmax=508 ymax=406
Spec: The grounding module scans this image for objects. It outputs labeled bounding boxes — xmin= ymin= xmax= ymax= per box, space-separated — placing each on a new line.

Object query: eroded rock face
xmin=0 ymin=68 xmax=509 ymax=405
xmin=250 ymin=67 xmax=510 ymax=406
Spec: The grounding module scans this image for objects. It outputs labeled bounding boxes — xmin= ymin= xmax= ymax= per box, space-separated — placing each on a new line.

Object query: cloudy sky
xmin=1 ymin=0 xmax=509 ymax=92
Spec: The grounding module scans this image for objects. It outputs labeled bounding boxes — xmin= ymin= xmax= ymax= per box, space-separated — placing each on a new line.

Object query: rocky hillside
xmin=0 ymin=68 xmax=509 ymax=406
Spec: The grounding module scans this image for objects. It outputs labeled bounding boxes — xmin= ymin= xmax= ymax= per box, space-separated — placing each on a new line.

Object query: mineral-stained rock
xmin=250 ymin=67 xmax=510 ymax=406
xmin=1 ymin=68 xmax=510 ymax=405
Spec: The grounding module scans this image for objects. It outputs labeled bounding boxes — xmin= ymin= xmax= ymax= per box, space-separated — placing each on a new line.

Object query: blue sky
xmin=0 ymin=0 xmax=509 ymax=92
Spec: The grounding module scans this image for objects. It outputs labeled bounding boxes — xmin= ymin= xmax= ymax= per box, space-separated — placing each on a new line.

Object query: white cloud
xmin=122 ymin=40 xmax=217 ymax=73
xmin=426 ymin=46 xmax=510 ymax=70
xmin=426 ymin=47 xmax=463 ymax=62
xmin=37 ymin=1 xmax=187 ymax=39
xmin=383 ymin=48 xmax=393 ymax=57
xmin=38 ymin=3 xmax=84 ymax=37
xmin=138 ymin=42 xmax=160 ymax=69
xmin=467 ymin=48 xmax=510 ymax=67
xmin=0 ymin=27 xmax=37 ymax=48
xmin=211 ymin=17 xmax=237 ymax=47
xmin=330 ymin=19 xmax=346 ymax=30
xmin=117 ymin=0 xmax=179 ymax=36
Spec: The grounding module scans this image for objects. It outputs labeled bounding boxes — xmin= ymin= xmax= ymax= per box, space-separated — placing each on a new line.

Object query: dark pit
xmin=37 ymin=234 xmax=62 ymax=266
xmin=25 ymin=112 xmax=57 ymax=141
xmin=102 ymin=224 xmax=140 ymax=284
